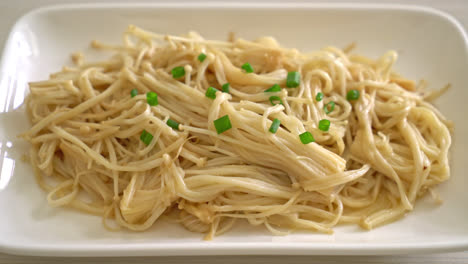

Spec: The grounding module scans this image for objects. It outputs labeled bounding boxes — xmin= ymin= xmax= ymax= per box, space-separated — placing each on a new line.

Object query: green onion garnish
xmin=198 ymin=53 xmax=207 ymax=62
xmin=286 ymin=71 xmax=300 ymax=88
xmin=140 ymin=130 xmax=153 ymax=146
xmin=171 ymin=66 xmax=185 ymax=79
xmin=315 ymin=92 xmax=323 ymax=102
xmin=130 ymin=89 xmax=138 ymax=98
xmin=324 ymin=101 xmax=335 ymax=114
xmin=241 ymin=62 xmax=254 ymax=73
xmin=318 ymin=119 xmax=330 ymax=132
xmin=265 ymin=84 xmax=281 ymax=93
xmin=146 ymin=91 xmax=159 ymax=106
xmin=205 ymin=87 xmax=218 ymax=99
xmin=222 ymin=83 xmax=230 ymax=93
xmin=299 ymin=132 xmax=315 ymax=144
xmin=167 ymin=119 xmax=180 ymax=130
xmin=269 ymin=118 xmax=281 ymax=134
xmin=213 ymin=115 xmax=232 ymax=134
xmin=347 ymin=89 xmax=360 ymax=101
xmin=269 ymin=96 xmax=283 ymax=106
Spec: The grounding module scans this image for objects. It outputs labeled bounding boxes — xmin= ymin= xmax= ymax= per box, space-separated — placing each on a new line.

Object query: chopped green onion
xmin=146 ymin=91 xmax=159 ymax=106
xmin=167 ymin=119 xmax=180 ymax=130
xmin=315 ymin=92 xmax=324 ymax=102
xmin=205 ymin=87 xmax=218 ymax=99
xmin=299 ymin=132 xmax=315 ymax=144
xmin=318 ymin=119 xmax=330 ymax=132
xmin=347 ymin=89 xmax=360 ymax=101
xmin=241 ymin=62 xmax=254 ymax=73
xmin=140 ymin=130 xmax=153 ymax=146
xmin=324 ymin=101 xmax=335 ymax=114
xmin=213 ymin=115 xmax=232 ymax=134
xmin=171 ymin=66 xmax=185 ymax=79
xmin=222 ymin=83 xmax=230 ymax=93
xmin=269 ymin=118 xmax=281 ymax=134
xmin=130 ymin=89 xmax=138 ymax=98
xmin=198 ymin=53 xmax=207 ymax=62
xmin=265 ymin=84 xmax=281 ymax=93
xmin=286 ymin=71 xmax=300 ymax=88
xmin=269 ymin=96 xmax=283 ymax=106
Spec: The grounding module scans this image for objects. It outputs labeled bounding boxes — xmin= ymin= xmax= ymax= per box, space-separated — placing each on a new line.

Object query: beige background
xmin=1 ymin=0 xmax=467 ymax=263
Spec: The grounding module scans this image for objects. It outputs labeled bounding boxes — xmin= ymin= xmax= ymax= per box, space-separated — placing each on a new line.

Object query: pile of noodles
xmin=20 ymin=25 xmax=452 ymax=239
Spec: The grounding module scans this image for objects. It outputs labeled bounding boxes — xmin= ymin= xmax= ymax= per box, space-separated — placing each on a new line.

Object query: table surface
xmin=1 ymin=0 xmax=467 ymax=263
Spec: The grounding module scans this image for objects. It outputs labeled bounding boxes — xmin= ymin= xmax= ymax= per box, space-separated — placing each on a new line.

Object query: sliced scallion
xmin=146 ymin=91 xmax=159 ymax=106
xmin=286 ymin=71 xmax=300 ymax=88
xmin=318 ymin=119 xmax=330 ymax=132
xmin=222 ymin=83 xmax=230 ymax=93
xmin=167 ymin=119 xmax=180 ymax=130
xmin=198 ymin=53 xmax=207 ymax=62
xmin=265 ymin=84 xmax=281 ymax=93
xmin=171 ymin=66 xmax=185 ymax=79
xmin=347 ymin=89 xmax=360 ymax=101
xmin=269 ymin=96 xmax=283 ymax=106
xmin=205 ymin=87 xmax=218 ymax=99
xmin=213 ymin=115 xmax=232 ymax=134
xmin=269 ymin=118 xmax=281 ymax=134
xmin=241 ymin=62 xmax=254 ymax=73
xmin=324 ymin=101 xmax=335 ymax=114
xmin=140 ymin=130 xmax=153 ymax=146
xmin=130 ymin=89 xmax=138 ymax=98
xmin=299 ymin=132 xmax=315 ymax=144
xmin=315 ymin=92 xmax=324 ymax=102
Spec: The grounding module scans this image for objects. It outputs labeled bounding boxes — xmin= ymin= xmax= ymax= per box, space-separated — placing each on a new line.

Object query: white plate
xmin=0 ymin=2 xmax=467 ymax=257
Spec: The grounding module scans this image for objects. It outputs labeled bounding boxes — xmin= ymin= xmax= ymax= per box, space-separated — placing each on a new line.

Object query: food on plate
xmin=20 ymin=25 xmax=452 ymax=239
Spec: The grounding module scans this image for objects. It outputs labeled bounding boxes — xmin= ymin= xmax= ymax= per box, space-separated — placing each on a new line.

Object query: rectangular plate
xmin=0 ymin=2 xmax=467 ymax=257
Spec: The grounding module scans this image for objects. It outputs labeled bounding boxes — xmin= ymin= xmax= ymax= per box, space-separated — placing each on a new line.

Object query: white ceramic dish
xmin=0 ymin=2 xmax=467 ymax=257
